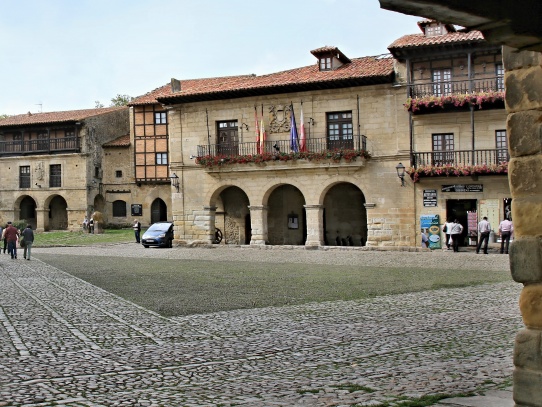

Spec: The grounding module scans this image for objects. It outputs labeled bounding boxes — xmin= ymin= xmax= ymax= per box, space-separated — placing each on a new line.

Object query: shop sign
xmin=441 ymin=184 xmax=483 ymax=193
xmin=423 ymin=189 xmax=437 ymax=207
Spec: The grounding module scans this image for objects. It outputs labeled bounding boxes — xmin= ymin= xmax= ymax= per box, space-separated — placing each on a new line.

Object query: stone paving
xmin=0 ymin=245 xmax=522 ymax=406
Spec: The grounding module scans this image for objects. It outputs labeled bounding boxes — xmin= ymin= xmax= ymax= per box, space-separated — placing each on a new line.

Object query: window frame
xmin=432 ymin=133 xmax=455 ymax=165
xmin=49 ymin=164 xmax=62 ymax=188
xmin=432 ymin=68 xmax=452 ymax=96
xmin=326 ymin=111 xmax=354 ymax=149
xmin=154 ymin=112 xmax=167 ymax=124
xmin=495 ymin=129 xmax=508 ymax=163
xmin=115 ymin=170 xmax=123 ymax=178
xmin=320 ymin=57 xmax=332 ymax=71
xmin=19 ymin=165 xmax=31 ymax=189
xmin=156 ymin=153 xmax=168 ymax=165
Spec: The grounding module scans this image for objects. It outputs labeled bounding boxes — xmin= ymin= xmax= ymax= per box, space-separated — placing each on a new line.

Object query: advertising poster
xmin=420 ymin=214 xmax=441 ymax=250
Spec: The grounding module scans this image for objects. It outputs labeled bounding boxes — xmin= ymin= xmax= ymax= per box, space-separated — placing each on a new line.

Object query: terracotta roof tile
xmin=388 ymin=30 xmax=485 ymax=50
xmin=131 ymin=56 xmax=394 ymax=105
xmin=103 ymin=134 xmax=130 ymax=148
xmin=0 ymin=106 xmax=127 ymax=128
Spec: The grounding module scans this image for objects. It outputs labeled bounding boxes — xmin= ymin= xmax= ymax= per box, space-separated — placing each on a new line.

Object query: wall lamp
xmin=396 ymin=162 xmax=406 ymax=187
xmin=308 ymin=117 xmax=315 ymax=125
xmin=240 ymin=123 xmax=249 ymax=131
xmin=35 ymin=183 xmax=42 ymax=188
xmin=171 ymin=173 xmax=180 ymax=192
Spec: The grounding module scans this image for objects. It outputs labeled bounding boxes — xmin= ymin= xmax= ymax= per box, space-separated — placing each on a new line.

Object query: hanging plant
xmin=404 ymin=90 xmax=505 ymax=113
xmin=407 ymin=162 xmax=508 ymax=183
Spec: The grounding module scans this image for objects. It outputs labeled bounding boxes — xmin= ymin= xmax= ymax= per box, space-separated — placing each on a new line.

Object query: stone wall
xmin=503 ymin=47 xmax=542 ymax=407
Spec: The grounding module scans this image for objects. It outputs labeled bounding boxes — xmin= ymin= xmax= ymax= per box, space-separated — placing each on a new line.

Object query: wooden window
xmin=19 ymin=166 xmax=30 ymax=188
xmin=320 ymin=57 xmax=332 ymax=71
xmin=432 ymin=68 xmax=452 ymax=96
xmin=65 ymin=130 xmax=75 ymax=138
xmin=49 ymin=164 xmax=61 ymax=187
xmin=426 ymin=25 xmax=443 ymax=36
xmin=156 ymin=153 xmax=168 ymax=165
xmin=326 ymin=112 xmax=353 ymax=149
xmin=217 ymin=121 xmax=238 ymax=156
xmin=495 ymin=130 xmax=508 ymax=163
xmin=432 ymin=133 xmax=454 ymax=165
xmin=112 ymin=200 xmax=127 ymax=217
xmin=155 ymin=112 xmax=167 ymax=124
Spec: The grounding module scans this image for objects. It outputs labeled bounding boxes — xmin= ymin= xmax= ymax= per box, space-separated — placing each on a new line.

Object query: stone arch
xmin=14 ymin=195 xmax=38 ymax=230
xmin=266 ymin=184 xmax=307 ymax=245
xmin=210 ymin=185 xmax=251 ymax=245
xmin=150 ymin=198 xmax=167 ymax=224
xmin=321 ymin=182 xmax=367 ymax=246
xmin=44 ymin=194 xmax=69 ymax=231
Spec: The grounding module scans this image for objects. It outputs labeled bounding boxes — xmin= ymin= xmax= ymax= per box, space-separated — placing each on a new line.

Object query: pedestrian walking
xmin=450 ymin=219 xmax=464 ymax=252
xmin=21 ymin=224 xmax=35 ymax=260
xmin=4 ymin=222 xmax=19 ymax=259
xmin=1 ymin=224 xmax=7 ymax=254
xmin=133 ymin=219 xmax=141 ymax=243
xmin=443 ymin=218 xmax=453 ymax=250
xmin=476 ymin=216 xmax=492 ymax=254
xmin=499 ymin=217 xmax=514 ymax=254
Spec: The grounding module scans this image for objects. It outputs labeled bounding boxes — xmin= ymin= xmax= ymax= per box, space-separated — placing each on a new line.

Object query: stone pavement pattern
xmin=0 ymin=246 xmax=522 ymax=406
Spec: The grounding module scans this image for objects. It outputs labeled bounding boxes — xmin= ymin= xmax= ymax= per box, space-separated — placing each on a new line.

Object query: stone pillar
xmin=35 ymin=209 xmax=48 ymax=233
xmin=249 ymin=205 xmax=268 ymax=245
xmin=304 ymin=204 xmax=324 ymax=247
xmin=503 ymin=46 xmax=542 ymax=407
xmin=201 ymin=206 xmax=217 ymax=244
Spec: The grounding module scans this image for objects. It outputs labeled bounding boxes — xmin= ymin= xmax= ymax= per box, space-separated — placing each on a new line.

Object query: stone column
xmin=249 ymin=205 xmax=268 ymax=245
xmin=35 ymin=209 xmax=48 ymax=233
xmin=304 ymin=204 xmax=324 ymax=247
xmin=503 ymin=46 xmax=542 ymax=407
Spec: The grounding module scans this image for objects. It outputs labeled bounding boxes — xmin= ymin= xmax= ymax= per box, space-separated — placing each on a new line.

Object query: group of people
xmin=0 ymin=222 xmax=35 ymax=260
xmin=440 ymin=216 xmax=513 ymax=254
xmin=82 ymin=216 xmax=95 ymax=233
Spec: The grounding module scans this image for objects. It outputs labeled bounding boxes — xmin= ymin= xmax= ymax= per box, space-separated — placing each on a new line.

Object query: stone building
xmin=388 ymin=20 xmax=510 ymax=248
xmin=0 ymin=107 xmax=129 ymax=231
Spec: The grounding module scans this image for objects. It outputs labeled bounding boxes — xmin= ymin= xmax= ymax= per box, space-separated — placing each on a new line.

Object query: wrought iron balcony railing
xmin=409 ymin=76 xmax=504 ymax=99
xmin=197 ymin=135 xmax=367 ymax=158
xmin=0 ymin=137 xmax=81 ymax=157
xmin=412 ymin=148 xmax=509 ymax=168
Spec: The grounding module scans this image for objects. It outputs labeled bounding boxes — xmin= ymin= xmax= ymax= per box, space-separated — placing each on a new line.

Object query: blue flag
xmin=290 ymin=105 xmax=299 ymax=152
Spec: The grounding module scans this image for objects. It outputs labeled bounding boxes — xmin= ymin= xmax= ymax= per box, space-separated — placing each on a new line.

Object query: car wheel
xmin=143 ymin=245 xmax=149 ymax=248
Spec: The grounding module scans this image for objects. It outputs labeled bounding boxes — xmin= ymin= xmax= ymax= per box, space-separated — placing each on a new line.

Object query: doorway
xmin=446 ymin=199 xmax=477 ymax=247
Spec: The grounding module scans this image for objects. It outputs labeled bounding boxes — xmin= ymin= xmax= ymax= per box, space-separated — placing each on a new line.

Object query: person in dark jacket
xmin=21 ymin=224 xmax=35 ymax=260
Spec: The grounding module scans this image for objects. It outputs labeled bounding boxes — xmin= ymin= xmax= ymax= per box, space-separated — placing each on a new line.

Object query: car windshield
xmin=148 ymin=223 xmax=171 ymax=232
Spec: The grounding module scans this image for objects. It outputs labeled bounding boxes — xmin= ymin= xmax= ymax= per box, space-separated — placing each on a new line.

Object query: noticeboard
xmin=423 ymin=189 xmax=437 ymax=207
xmin=420 ymin=214 xmax=441 ymax=250
xmin=131 ymin=204 xmax=142 ymax=216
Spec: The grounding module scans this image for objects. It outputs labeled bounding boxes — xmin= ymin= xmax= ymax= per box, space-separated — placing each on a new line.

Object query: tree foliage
xmin=110 ymin=94 xmax=134 ymax=106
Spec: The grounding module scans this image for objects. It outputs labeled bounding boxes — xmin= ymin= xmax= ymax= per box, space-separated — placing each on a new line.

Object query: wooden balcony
xmin=0 ymin=137 xmax=81 ymax=157
xmin=412 ymin=148 xmax=509 ymax=168
xmin=406 ymin=76 xmax=505 ymax=114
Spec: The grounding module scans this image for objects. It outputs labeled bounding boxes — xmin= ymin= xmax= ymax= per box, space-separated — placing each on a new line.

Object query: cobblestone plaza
xmin=0 ymin=246 xmax=520 ymax=406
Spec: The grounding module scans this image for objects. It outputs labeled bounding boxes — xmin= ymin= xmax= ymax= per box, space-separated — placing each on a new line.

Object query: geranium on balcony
xmin=195 ymin=149 xmax=371 ymax=168
xmin=404 ymin=90 xmax=505 ymax=113
xmin=407 ymin=162 xmax=508 ymax=183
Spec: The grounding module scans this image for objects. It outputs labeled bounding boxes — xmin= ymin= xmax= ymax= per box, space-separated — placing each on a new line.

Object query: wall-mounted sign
xmin=420 ymin=214 xmax=441 ymax=250
xmin=423 ymin=189 xmax=437 ymax=207
xmin=442 ymin=184 xmax=483 ymax=193
xmin=131 ymin=204 xmax=142 ymax=216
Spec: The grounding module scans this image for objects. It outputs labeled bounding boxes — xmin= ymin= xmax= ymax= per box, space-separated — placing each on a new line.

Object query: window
xmin=432 ymin=133 xmax=454 ymax=165
xmin=320 ymin=57 xmax=332 ymax=71
xmin=115 ymin=170 xmax=123 ymax=178
xmin=112 ymin=200 xmax=127 ymax=217
xmin=496 ymin=63 xmax=504 ymax=91
xmin=495 ymin=130 xmax=508 ymax=163
xmin=217 ymin=121 xmax=238 ymax=155
xmin=155 ymin=112 xmax=167 ymax=124
xmin=19 ymin=166 xmax=30 ymax=188
xmin=432 ymin=68 xmax=452 ymax=96
xmin=156 ymin=153 xmax=168 ymax=165
xmin=65 ymin=130 xmax=75 ymax=138
xmin=49 ymin=164 xmax=61 ymax=187
xmin=327 ymin=112 xmax=353 ymax=149
xmin=426 ymin=25 xmax=444 ymax=36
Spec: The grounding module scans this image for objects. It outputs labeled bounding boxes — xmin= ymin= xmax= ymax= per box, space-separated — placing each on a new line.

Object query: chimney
xmin=171 ymin=78 xmax=181 ymax=93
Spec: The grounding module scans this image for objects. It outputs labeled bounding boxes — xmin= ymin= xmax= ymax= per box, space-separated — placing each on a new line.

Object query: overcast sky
xmin=0 ymin=0 xmax=423 ymax=116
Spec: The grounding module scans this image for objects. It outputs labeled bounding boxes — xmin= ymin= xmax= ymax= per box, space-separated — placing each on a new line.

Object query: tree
xmin=95 ymin=101 xmax=104 ymax=108
xmin=0 ymin=114 xmax=9 ymax=120
xmin=110 ymin=94 xmax=134 ymax=106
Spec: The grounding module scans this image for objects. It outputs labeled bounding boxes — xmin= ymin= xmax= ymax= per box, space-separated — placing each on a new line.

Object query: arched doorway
xmin=267 ymin=185 xmax=306 ymax=245
xmin=151 ymin=198 xmax=168 ymax=224
xmin=215 ymin=186 xmax=250 ymax=244
xmin=48 ymin=195 xmax=68 ymax=230
xmin=323 ymin=183 xmax=367 ymax=246
xmin=19 ymin=196 xmax=37 ymax=230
